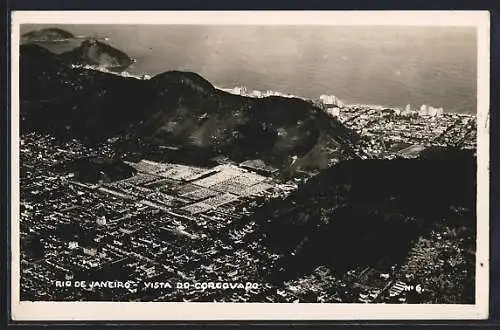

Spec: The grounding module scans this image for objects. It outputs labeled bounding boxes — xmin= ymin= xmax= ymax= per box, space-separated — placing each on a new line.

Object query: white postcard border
xmin=10 ymin=10 xmax=490 ymax=321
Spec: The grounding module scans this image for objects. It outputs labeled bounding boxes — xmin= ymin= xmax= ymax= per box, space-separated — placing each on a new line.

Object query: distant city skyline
xmin=21 ymin=24 xmax=477 ymax=113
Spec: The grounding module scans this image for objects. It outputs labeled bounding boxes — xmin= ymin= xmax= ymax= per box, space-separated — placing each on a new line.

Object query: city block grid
xmin=19 ymin=100 xmax=477 ymax=303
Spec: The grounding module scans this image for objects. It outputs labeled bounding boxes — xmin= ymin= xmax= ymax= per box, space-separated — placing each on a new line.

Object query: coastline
xmin=70 ymin=65 xmax=475 ymax=118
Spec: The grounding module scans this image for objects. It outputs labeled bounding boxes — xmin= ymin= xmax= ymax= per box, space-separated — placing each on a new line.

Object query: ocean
xmin=20 ymin=24 xmax=477 ymax=113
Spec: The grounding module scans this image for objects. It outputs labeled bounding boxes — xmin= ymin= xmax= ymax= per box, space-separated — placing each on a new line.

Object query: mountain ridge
xmin=22 ymin=28 xmax=75 ymax=42
xmin=59 ymin=39 xmax=135 ymax=72
xmin=20 ymin=43 xmax=360 ymax=174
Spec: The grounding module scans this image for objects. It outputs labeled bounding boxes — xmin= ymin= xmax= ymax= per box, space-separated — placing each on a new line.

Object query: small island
xmin=22 ymin=27 xmax=75 ymax=43
xmin=60 ymin=39 xmax=136 ymax=72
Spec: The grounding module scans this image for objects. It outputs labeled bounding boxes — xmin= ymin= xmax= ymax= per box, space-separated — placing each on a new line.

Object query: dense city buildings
xmin=213 ymin=87 xmax=476 ymax=160
xmin=316 ymin=100 xmax=476 ymax=160
xmin=20 ymin=132 xmax=296 ymax=301
xmin=20 ymin=92 xmax=477 ymax=302
xmin=13 ymin=19 xmax=485 ymax=319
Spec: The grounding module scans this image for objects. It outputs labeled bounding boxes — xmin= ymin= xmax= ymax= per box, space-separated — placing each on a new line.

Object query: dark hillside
xmin=68 ymin=157 xmax=137 ymax=183
xmin=20 ymin=44 xmax=156 ymax=143
xmin=20 ymin=44 xmax=360 ymax=172
xmin=246 ymin=149 xmax=476 ymax=282
xmin=59 ymin=39 xmax=135 ymax=72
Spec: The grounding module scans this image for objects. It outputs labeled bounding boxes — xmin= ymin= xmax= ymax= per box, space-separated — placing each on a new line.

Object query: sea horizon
xmin=21 ymin=24 xmax=478 ymax=114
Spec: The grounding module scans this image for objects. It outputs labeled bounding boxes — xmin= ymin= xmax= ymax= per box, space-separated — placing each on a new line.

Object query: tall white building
xmin=326 ymin=107 xmax=341 ymax=117
xmin=96 ymin=215 xmax=107 ymax=226
xmin=68 ymin=241 xmax=79 ymax=249
xmin=425 ymin=106 xmax=444 ymax=117
xmin=319 ymin=94 xmax=343 ymax=107
xmin=419 ymin=104 xmax=428 ymax=115
xmin=83 ymin=247 xmax=97 ymax=256
xmin=252 ymin=90 xmax=262 ymax=98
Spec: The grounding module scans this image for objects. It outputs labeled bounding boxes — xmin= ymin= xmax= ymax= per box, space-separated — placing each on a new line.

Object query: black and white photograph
xmin=10 ymin=11 xmax=489 ymax=320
